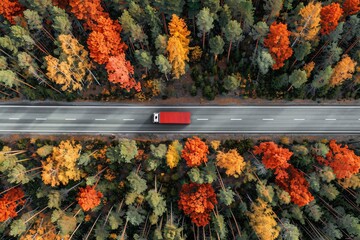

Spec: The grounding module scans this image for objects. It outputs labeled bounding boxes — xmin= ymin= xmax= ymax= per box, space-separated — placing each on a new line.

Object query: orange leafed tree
xmin=253 ymin=141 xmax=292 ymax=172
xmin=264 ymin=22 xmax=293 ymax=70
xmin=0 ymin=188 xmax=25 ymax=222
xmin=320 ymin=3 xmax=343 ymax=35
xmin=216 ymin=149 xmax=246 ymax=177
xmin=77 ymin=186 xmax=103 ymax=211
xmin=343 ymin=0 xmax=360 ymax=15
xmin=317 ymin=140 xmax=360 ymax=179
xmin=167 ymin=14 xmax=191 ymax=79
xmin=275 ymin=165 xmax=314 ymax=207
xmin=178 ymin=183 xmax=217 ymax=227
xmin=69 ymin=0 xmax=108 ymax=29
xmin=106 ymin=54 xmax=141 ymax=92
xmin=181 ymin=137 xmax=209 ymax=167
xmin=87 ymin=16 xmax=127 ymax=65
xmin=329 ymin=55 xmax=357 ymax=87
xmin=0 ymin=0 xmax=23 ymax=24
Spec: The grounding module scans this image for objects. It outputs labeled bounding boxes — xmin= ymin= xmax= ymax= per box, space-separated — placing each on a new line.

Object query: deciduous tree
xmin=343 ymin=0 xmax=360 ymax=15
xmin=0 ymin=0 xmax=24 ymax=24
xmin=77 ymin=185 xmax=103 ymax=211
xmin=167 ymin=14 xmax=190 ymax=79
xmin=182 ymin=137 xmax=209 ymax=167
xmin=289 ymin=69 xmax=307 ymax=89
xmin=295 ymin=1 xmax=322 ymax=41
xmin=317 ymin=140 xmax=360 ymax=179
xmin=264 ymin=22 xmax=293 ymax=70
xmin=41 ymin=140 xmax=82 ymax=187
xmin=105 ymin=54 xmax=141 ymax=92
xmin=166 ymin=140 xmax=182 ymax=169
xmin=216 ymin=149 xmax=246 ymax=177
xmin=320 ymin=3 xmax=343 ymax=35
xmin=178 ymin=183 xmax=217 ymax=227
xmin=329 ymin=55 xmax=356 ymax=87
xmin=247 ymin=198 xmax=280 ymax=240
xmin=0 ymin=188 xmax=25 ymax=222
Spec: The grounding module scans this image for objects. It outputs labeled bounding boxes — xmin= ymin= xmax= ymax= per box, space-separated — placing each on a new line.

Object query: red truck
xmin=153 ymin=112 xmax=191 ymax=124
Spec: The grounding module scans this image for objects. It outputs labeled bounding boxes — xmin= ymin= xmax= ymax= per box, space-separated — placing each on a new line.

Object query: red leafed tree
xmin=320 ymin=3 xmax=344 ymax=35
xmin=276 ymin=166 xmax=314 ymax=207
xmin=0 ymin=188 xmax=25 ymax=222
xmin=106 ymin=54 xmax=141 ymax=92
xmin=253 ymin=141 xmax=292 ymax=172
xmin=343 ymin=0 xmax=360 ymax=15
xmin=69 ymin=0 xmax=108 ymax=28
xmin=87 ymin=16 xmax=127 ymax=65
xmin=178 ymin=183 xmax=217 ymax=227
xmin=76 ymin=186 xmax=103 ymax=211
xmin=317 ymin=140 xmax=360 ymax=179
xmin=264 ymin=22 xmax=293 ymax=70
xmin=181 ymin=137 xmax=209 ymax=167
xmin=0 ymin=0 xmax=24 ymax=24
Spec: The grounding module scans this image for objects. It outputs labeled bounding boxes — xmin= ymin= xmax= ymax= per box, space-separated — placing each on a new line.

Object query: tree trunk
xmin=162 ymin=13 xmax=168 ymax=35
xmin=202 ymin=32 xmax=206 ymax=49
xmin=227 ymin=40 xmax=233 ymax=63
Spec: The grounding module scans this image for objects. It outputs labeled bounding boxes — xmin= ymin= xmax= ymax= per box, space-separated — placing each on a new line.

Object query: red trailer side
xmin=159 ymin=112 xmax=191 ymax=124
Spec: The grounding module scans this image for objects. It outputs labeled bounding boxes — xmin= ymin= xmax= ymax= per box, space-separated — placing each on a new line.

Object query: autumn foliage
xmin=317 ymin=140 xmax=360 ymax=179
xmin=41 ymin=140 xmax=83 ymax=187
xmin=247 ymin=198 xmax=280 ymax=240
xmin=106 ymin=54 xmax=141 ymax=92
xmin=77 ymin=186 xmax=103 ymax=211
xmin=276 ymin=165 xmax=314 ymax=207
xmin=87 ymin=16 xmax=127 ymax=65
xmin=167 ymin=14 xmax=191 ymax=79
xmin=181 ymin=137 xmax=209 ymax=167
xmin=253 ymin=142 xmax=314 ymax=206
xmin=178 ymin=183 xmax=217 ymax=227
xmin=0 ymin=0 xmax=23 ymax=24
xmin=0 ymin=188 xmax=25 ymax=222
xmin=320 ymin=3 xmax=343 ymax=35
xmin=296 ymin=1 xmax=322 ymax=41
xmin=329 ymin=55 xmax=357 ymax=87
xmin=69 ymin=0 xmax=109 ymax=29
xmin=343 ymin=0 xmax=360 ymax=15
xmin=253 ymin=142 xmax=292 ymax=172
xmin=264 ymin=22 xmax=293 ymax=70
xmin=216 ymin=149 xmax=246 ymax=177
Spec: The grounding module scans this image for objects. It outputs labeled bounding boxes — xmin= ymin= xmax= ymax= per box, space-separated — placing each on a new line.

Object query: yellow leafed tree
xmin=167 ymin=14 xmax=190 ymax=79
xmin=247 ymin=198 xmax=280 ymax=240
xmin=303 ymin=61 xmax=315 ymax=78
xmin=296 ymin=1 xmax=322 ymax=41
xmin=216 ymin=149 xmax=246 ymax=177
xmin=41 ymin=140 xmax=83 ymax=187
xmin=329 ymin=55 xmax=357 ymax=86
xmin=166 ymin=140 xmax=182 ymax=169
xmin=45 ymin=34 xmax=93 ymax=92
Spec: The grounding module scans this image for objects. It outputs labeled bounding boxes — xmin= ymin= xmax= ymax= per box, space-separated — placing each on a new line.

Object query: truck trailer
xmin=153 ymin=112 xmax=191 ymax=124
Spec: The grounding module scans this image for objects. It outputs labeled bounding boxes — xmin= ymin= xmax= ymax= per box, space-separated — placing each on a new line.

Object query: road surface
xmin=0 ymin=105 xmax=359 ymax=134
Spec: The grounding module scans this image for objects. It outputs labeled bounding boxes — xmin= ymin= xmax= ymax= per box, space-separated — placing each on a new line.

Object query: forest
xmin=0 ymin=135 xmax=359 ymax=239
xmin=0 ymin=0 xmax=359 ymax=101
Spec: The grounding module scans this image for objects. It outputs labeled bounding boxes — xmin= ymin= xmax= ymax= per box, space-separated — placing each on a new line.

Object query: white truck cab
xmin=153 ymin=113 xmax=159 ymax=123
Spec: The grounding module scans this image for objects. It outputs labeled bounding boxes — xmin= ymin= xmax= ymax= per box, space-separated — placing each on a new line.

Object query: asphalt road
xmin=0 ymin=105 xmax=360 ymax=134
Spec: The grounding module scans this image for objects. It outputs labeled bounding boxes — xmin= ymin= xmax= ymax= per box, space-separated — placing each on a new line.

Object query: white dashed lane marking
xmin=123 ymin=119 xmax=134 ymax=121
xmin=197 ymin=118 xmax=208 ymax=121
xmin=294 ymin=119 xmax=305 ymax=121
xmin=230 ymin=118 xmax=242 ymax=121
xmin=9 ymin=118 xmax=20 ymax=120
xmin=262 ymin=118 xmax=274 ymax=121
xmin=65 ymin=118 xmax=76 ymax=121
xmin=95 ymin=119 xmax=106 ymax=121
xmin=36 ymin=118 xmax=47 ymax=121
xmin=325 ymin=119 xmax=336 ymax=121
